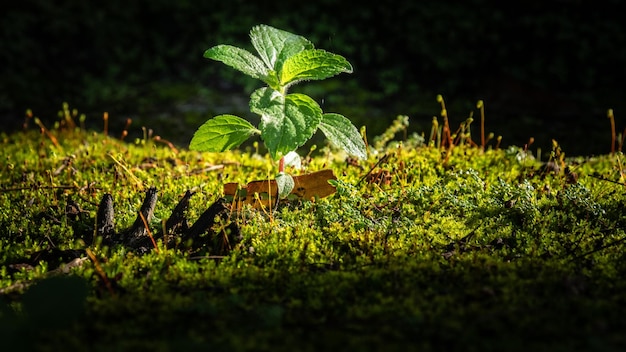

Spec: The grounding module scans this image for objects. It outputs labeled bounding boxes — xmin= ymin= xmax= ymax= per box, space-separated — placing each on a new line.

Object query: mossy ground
xmin=1 ymin=114 xmax=626 ymax=351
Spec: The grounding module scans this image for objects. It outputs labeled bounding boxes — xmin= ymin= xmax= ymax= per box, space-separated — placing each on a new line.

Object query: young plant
xmin=190 ymin=24 xmax=366 ymax=198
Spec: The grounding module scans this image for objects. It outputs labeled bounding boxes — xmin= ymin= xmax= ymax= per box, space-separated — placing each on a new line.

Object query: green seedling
xmin=189 ymin=24 xmax=366 ymax=198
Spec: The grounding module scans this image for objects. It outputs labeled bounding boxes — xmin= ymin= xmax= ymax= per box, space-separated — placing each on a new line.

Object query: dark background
xmin=1 ymin=0 xmax=624 ymax=156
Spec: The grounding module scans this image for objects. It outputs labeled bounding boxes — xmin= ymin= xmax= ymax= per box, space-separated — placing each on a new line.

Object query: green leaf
xmin=189 ymin=114 xmax=258 ymax=152
xmin=250 ymin=88 xmax=322 ymax=159
xmin=275 ymin=172 xmax=295 ymax=199
xmin=204 ymin=45 xmax=277 ymax=86
xmin=280 ymin=49 xmax=353 ymax=86
xmin=250 ymin=25 xmax=313 ymax=74
xmin=319 ymin=113 xmax=367 ymax=159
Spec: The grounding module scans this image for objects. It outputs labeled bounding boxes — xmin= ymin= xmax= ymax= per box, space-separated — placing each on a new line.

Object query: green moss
xmin=1 ymin=120 xmax=626 ymax=351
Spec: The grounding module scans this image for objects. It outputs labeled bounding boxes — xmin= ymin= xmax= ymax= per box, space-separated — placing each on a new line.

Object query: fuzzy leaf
xmin=283 ymin=151 xmax=302 ymax=170
xmin=204 ymin=45 xmax=277 ymax=86
xmin=250 ymin=88 xmax=322 ymax=159
xmin=250 ymin=24 xmax=313 ymax=73
xmin=280 ymin=49 xmax=353 ymax=86
xmin=319 ymin=113 xmax=367 ymax=159
xmin=189 ymin=114 xmax=258 ymax=152
xmin=275 ymin=172 xmax=295 ymax=199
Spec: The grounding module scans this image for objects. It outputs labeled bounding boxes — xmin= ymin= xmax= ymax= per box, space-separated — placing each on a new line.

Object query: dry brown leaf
xmin=224 ymin=169 xmax=337 ymax=209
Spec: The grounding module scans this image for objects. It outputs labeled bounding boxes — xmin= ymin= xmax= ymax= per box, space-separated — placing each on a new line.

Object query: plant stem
xmin=279 ymin=157 xmax=285 ymax=173
xmin=478 ymin=100 xmax=485 ymax=151
xmin=608 ymin=109 xmax=616 ymax=155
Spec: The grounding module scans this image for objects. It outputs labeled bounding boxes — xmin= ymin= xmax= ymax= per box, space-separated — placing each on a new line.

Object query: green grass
xmin=1 ymin=113 xmax=626 ymax=351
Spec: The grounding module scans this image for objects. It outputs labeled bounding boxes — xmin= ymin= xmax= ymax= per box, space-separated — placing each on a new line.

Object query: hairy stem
xmin=279 ymin=156 xmax=285 ymax=173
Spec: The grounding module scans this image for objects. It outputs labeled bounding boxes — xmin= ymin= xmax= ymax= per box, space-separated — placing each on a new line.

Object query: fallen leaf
xmin=224 ymin=169 xmax=337 ymax=209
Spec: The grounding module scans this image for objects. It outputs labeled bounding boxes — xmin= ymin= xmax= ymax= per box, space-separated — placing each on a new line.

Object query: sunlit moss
xmin=1 ymin=120 xmax=626 ymax=350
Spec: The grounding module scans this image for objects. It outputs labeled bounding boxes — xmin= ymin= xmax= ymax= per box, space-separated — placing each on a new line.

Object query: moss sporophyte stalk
xmin=189 ymin=24 xmax=366 ymax=201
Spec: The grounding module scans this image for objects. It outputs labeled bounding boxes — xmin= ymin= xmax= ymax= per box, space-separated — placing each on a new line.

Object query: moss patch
xmin=1 ymin=120 xmax=626 ymax=351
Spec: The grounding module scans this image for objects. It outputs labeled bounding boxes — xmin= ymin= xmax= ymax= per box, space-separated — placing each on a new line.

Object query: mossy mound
xmin=1 ymin=120 xmax=625 ymax=351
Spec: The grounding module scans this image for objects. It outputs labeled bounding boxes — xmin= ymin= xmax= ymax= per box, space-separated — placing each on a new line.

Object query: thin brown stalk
xmin=103 ymin=112 xmax=109 ymax=136
xmin=34 ymin=117 xmax=60 ymax=147
xmin=608 ymin=109 xmax=616 ymax=154
xmin=139 ymin=211 xmax=159 ymax=252
xmin=477 ymin=100 xmax=485 ymax=151
xmin=154 ymin=136 xmax=180 ymax=154
xmin=86 ymin=248 xmax=115 ymax=296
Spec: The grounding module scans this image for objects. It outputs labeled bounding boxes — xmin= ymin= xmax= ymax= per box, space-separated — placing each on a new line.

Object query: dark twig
xmin=97 ymin=194 xmax=115 ymax=242
xmin=165 ymin=190 xmax=194 ymax=235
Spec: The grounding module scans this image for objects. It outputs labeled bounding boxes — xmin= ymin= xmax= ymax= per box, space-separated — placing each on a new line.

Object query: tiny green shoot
xmin=189 ymin=24 xmax=366 ymax=199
